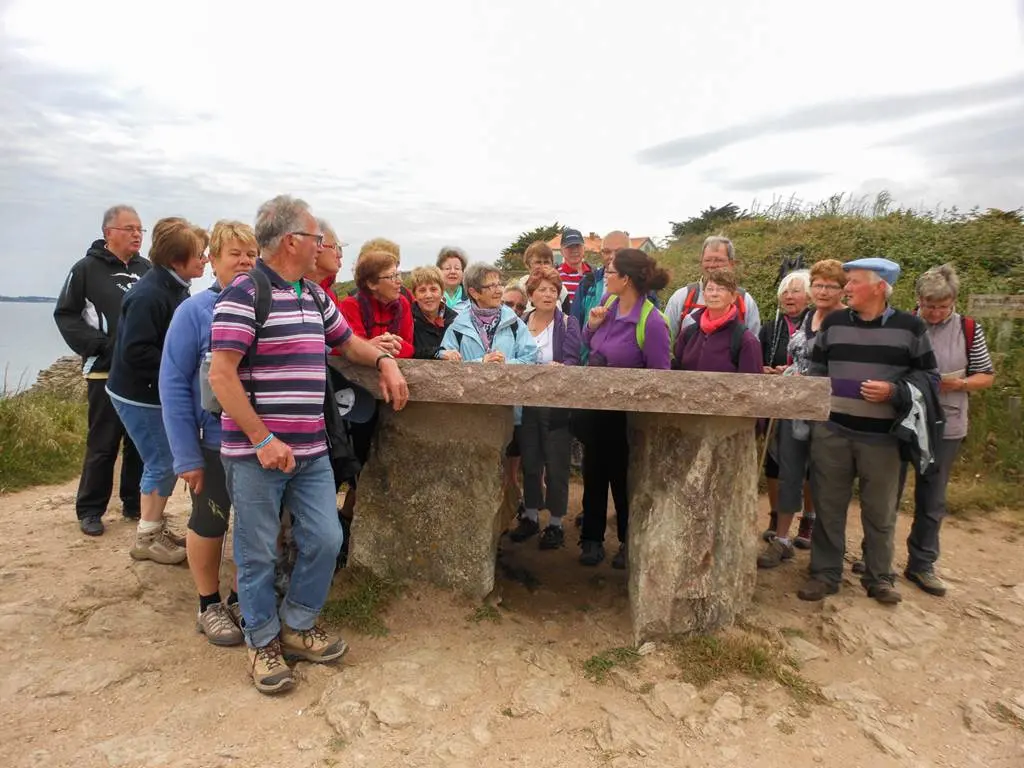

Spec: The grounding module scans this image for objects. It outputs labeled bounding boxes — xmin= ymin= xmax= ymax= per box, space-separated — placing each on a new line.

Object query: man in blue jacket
xmin=54 ymin=205 xmax=150 ymax=536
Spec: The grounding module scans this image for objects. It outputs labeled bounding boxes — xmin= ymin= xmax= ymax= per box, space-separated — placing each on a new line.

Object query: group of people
xmin=53 ymin=206 xmax=994 ymax=695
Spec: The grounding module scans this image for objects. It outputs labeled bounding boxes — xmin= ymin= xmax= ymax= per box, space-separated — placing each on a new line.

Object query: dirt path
xmin=2 ymin=479 xmax=1023 ymax=768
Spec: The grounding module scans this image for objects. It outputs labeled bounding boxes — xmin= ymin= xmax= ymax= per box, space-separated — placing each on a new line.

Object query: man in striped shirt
xmin=557 ymin=228 xmax=592 ymax=310
xmin=799 ymin=257 xmax=938 ymax=606
xmin=209 ymin=195 xmax=409 ymax=695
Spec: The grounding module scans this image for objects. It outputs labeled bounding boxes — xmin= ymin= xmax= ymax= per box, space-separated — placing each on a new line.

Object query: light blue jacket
xmin=159 ymin=287 xmax=222 ymax=474
xmin=439 ymin=305 xmax=538 ymax=364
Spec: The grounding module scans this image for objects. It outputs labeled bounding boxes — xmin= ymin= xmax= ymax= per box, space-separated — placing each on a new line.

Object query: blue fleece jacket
xmin=159 ymin=286 xmax=223 ymax=474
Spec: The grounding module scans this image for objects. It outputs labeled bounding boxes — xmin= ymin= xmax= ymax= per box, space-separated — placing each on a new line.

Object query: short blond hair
xmin=209 ymin=220 xmax=257 ymax=259
xmin=359 ymin=237 xmax=400 ymax=259
xmin=409 ymin=265 xmax=444 ymax=291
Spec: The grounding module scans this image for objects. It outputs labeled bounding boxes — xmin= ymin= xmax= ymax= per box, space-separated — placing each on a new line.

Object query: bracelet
xmin=375 ymin=352 xmax=395 ymax=370
xmin=253 ymin=433 xmax=274 ymax=450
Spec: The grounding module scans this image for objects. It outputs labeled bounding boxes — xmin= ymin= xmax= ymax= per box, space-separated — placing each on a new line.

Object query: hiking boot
xmin=509 ymin=517 xmax=540 ymax=543
xmin=793 ymin=516 xmax=814 ymax=550
xmin=757 ymin=538 xmax=794 ymax=569
xmin=197 ymin=602 xmax=244 ymax=647
xmin=797 ymin=578 xmax=839 ymax=601
xmin=762 ymin=511 xmax=778 ymax=542
xmin=579 ymin=540 xmax=605 ymax=567
xmin=867 ymin=582 xmax=903 ymax=605
xmin=280 ymin=624 xmax=348 ymax=664
xmin=248 ymin=638 xmax=294 ymax=695
xmin=904 ymin=569 xmax=946 ymax=597
xmin=80 ymin=515 xmax=104 ymax=537
xmin=851 ymin=560 xmax=865 ymax=575
xmin=538 ymin=525 xmax=565 ymax=550
xmin=162 ymin=523 xmax=186 ymax=548
xmin=130 ymin=529 xmax=187 ymax=565
xmin=226 ymin=600 xmax=242 ymax=628
xmin=611 ymin=543 xmax=628 ymax=570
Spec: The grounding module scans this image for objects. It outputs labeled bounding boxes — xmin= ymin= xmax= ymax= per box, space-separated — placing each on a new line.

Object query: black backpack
xmin=678 ymin=309 xmax=746 ymax=371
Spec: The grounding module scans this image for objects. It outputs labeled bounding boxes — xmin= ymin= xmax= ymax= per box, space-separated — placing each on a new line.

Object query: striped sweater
xmin=808 ymin=307 xmax=938 ymax=438
xmin=210 ymin=261 xmax=353 ymax=459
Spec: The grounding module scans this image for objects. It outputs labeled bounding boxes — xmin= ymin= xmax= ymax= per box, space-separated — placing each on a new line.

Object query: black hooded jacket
xmin=53 ymin=239 xmax=151 ymax=375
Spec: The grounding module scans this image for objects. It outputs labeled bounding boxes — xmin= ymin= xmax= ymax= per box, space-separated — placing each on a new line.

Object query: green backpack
xmin=602 ymin=295 xmax=669 ymax=351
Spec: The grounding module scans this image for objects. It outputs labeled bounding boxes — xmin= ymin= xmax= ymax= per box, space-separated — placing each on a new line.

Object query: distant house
xmin=546 ymin=232 xmax=657 ymax=263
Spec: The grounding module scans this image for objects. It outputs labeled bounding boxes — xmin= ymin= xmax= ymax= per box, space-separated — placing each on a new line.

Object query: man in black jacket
xmin=54 ymin=205 xmax=151 ymax=536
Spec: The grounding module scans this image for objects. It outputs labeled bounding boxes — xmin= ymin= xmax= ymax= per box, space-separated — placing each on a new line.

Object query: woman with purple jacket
xmin=578 ymin=249 xmax=671 ymax=569
xmin=674 ymin=269 xmax=762 ymax=374
xmin=507 ymin=266 xmax=583 ymax=550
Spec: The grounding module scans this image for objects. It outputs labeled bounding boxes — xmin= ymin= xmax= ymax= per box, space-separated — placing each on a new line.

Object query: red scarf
xmin=699 ymin=305 xmax=738 ymax=335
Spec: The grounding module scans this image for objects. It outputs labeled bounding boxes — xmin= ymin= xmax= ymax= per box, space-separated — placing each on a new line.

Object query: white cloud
xmin=0 ymin=0 xmax=1022 ymax=296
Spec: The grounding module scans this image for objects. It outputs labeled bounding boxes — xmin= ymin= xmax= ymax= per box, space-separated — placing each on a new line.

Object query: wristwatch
xmin=375 ymin=352 xmax=395 ymax=370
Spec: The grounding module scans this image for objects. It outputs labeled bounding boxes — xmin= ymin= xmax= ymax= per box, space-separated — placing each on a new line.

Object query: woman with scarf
xmin=437 ymin=245 xmax=471 ymax=314
xmin=673 ymin=269 xmax=762 ymax=374
xmin=338 ymin=249 xmax=415 ymax=542
xmin=409 ymin=265 xmax=458 ymax=359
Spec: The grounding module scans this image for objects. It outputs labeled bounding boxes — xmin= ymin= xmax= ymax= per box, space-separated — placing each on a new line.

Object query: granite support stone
xmin=627 ymin=413 xmax=759 ymax=642
xmin=350 ymin=401 xmax=513 ymax=598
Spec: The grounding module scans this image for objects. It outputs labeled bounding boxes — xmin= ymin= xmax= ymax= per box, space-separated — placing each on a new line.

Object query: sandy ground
xmin=2 ymin=478 xmax=1023 ymax=768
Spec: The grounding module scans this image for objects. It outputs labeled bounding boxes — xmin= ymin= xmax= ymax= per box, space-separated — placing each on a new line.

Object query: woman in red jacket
xmin=340 ymin=249 xmax=415 ymax=358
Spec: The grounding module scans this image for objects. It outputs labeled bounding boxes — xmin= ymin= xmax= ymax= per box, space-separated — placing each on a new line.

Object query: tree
xmin=669 ymin=204 xmax=748 ymax=239
xmin=497 ymin=222 xmax=563 ymax=272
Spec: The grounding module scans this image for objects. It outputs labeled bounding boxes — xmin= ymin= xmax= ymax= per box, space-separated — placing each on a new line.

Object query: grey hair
xmin=863 ymin=269 xmax=895 ymax=299
xmin=254 ymin=195 xmax=311 ymax=254
xmin=777 ymin=268 xmax=811 ymax=298
xmin=102 ymin=205 xmax=139 ymax=230
xmin=701 ymin=235 xmax=735 ymax=262
xmin=437 ymin=246 xmax=468 ymax=270
xmin=316 ymin=217 xmax=339 ymax=246
xmin=463 ymin=261 xmax=500 ymax=299
xmin=916 ymin=263 xmax=959 ymax=302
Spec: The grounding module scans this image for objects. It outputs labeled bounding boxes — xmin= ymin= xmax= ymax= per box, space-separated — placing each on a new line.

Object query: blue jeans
xmin=108 ymin=395 xmax=177 ymax=497
xmin=222 ymin=454 xmax=342 ymax=648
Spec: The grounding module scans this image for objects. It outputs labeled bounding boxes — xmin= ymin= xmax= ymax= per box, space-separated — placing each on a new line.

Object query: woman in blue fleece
xmin=159 ymin=221 xmax=257 ymax=647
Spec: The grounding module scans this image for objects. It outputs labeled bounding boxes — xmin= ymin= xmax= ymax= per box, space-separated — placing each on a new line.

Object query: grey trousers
xmin=809 ymin=423 xmax=901 ymax=589
xmin=520 ymin=407 xmax=572 ymax=519
xmin=777 ymin=419 xmax=812 ymax=515
xmin=904 ymin=438 xmax=962 ymax=574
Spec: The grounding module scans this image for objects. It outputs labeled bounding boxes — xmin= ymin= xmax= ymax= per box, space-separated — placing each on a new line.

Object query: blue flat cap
xmin=842 ymin=257 xmax=901 ymax=285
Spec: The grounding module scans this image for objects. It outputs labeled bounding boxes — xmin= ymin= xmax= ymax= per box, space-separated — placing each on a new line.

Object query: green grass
xmin=0 ymin=390 xmax=88 ymax=493
xmin=321 ymin=567 xmax=403 ymax=637
xmin=583 ymin=646 xmax=641 ymax=683
xmin=669 ymin=632 xmax=822 ymax=703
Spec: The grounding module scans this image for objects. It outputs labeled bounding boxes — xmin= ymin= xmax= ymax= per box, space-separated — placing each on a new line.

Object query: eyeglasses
xmin=109 ymin=226 xmax=147 ymax=234
xmin=600 ymin=248 xmax=622 ymax=256
xmin=479 ymin=282 xmax=503 ymax=290
xmin=811 ymin=283 xmax=842 ymax=292
xmin=378 ymin=273 xmax=403 ymax=282
xmin=504 ymin=301 xmax=527 ymax=311
xmin=322 ymin=242 xmax=341 ymax=252
xmin=290 ymin=231 xmax=324 ymax=247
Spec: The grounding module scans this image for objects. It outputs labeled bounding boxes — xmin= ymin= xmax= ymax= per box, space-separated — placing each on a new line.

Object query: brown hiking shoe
xmin=248 ymin=638 xmax=294 ymax=695
xmin=130 ymin=529 xmax=187 ymax=565
xmin=797 ymin=578 xmax=839 ymax=601
xmin=162 ymin=523 xmax=186 ymax=548
xmin=280 ymin=623 xmax=348 ymax=663
xmin=904 ymin=569 xmax=946 ymax=597
xmin=867 ymin=582 xmax=903 ymax=605
xmin=197 ymin=602 xmax=244 ymax=647
xmin=757 ymin=538 xmax=795 ymax=569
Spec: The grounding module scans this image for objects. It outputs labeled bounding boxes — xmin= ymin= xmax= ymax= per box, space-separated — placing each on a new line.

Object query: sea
xmin=0 ymin=302 xmax=76 ymax=391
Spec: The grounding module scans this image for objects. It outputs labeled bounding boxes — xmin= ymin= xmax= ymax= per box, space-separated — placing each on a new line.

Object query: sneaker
xmin=538 ymin=525 xmax=565 ymax=550
xmin=509 ymin=518 xmax=540 ymax=542
xmin=248 ymin=638 xmax=295 ymax=695
xmin=797 ymin=578 xmax=839 ymax=601
xmin=197 ymin=602 xmax=244 ymax=647
xmin=762 ymin=511 xmax=778 ymax=542
xmin=867 ymin=582 xmax=903 ymax=605
xmin=611 ymin=543 xmax=628 ymax=570
xmin=757 ymin=538 xmax=794 ymax=569
xmin=579 ymin=540 xmax=605 ymax=567
xmin=793 ymin=516 xmax=814 ymax=549
xmin=851 ymin=560 xmax=866 ymax=575
xmin=904 ymin=569 xmax=947 ymax=597
xmin=226 ymin=600 xmax=242 ymax=628
xmin=280 ymin=624 xmax=348 ymax=664
xmin=80 ymin=515 xmax=104 ymax=537
xmin=130 ymin=529 xmax=187 ymax=565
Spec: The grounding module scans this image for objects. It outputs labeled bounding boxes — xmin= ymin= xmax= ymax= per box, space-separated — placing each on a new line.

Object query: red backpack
xmin=911 ymin=308 xmax=976 ymax=361
xmin=680 ymin=282 xmax=748 ymax=325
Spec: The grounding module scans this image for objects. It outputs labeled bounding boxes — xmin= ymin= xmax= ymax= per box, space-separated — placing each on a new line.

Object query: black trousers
xmin=580 ymin=410 xmax=629 ymax=546
xmin=76 ymin=378 xmax=143 ymax=520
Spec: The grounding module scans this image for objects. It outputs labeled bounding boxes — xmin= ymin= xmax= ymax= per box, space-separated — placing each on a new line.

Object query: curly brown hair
xmin=809 ymin=259 xmax=845 ymax=288
xmin=525 ymin=265 xmax=563 ymax=296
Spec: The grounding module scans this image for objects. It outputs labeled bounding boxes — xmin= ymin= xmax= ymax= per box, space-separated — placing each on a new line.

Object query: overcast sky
xmin=1 ymin=0 xmax=1022 ymax=295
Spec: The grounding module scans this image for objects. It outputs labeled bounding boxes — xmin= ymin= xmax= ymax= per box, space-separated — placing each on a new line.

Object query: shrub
xmin=0 ymin=390 xmax=88 ymax=493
